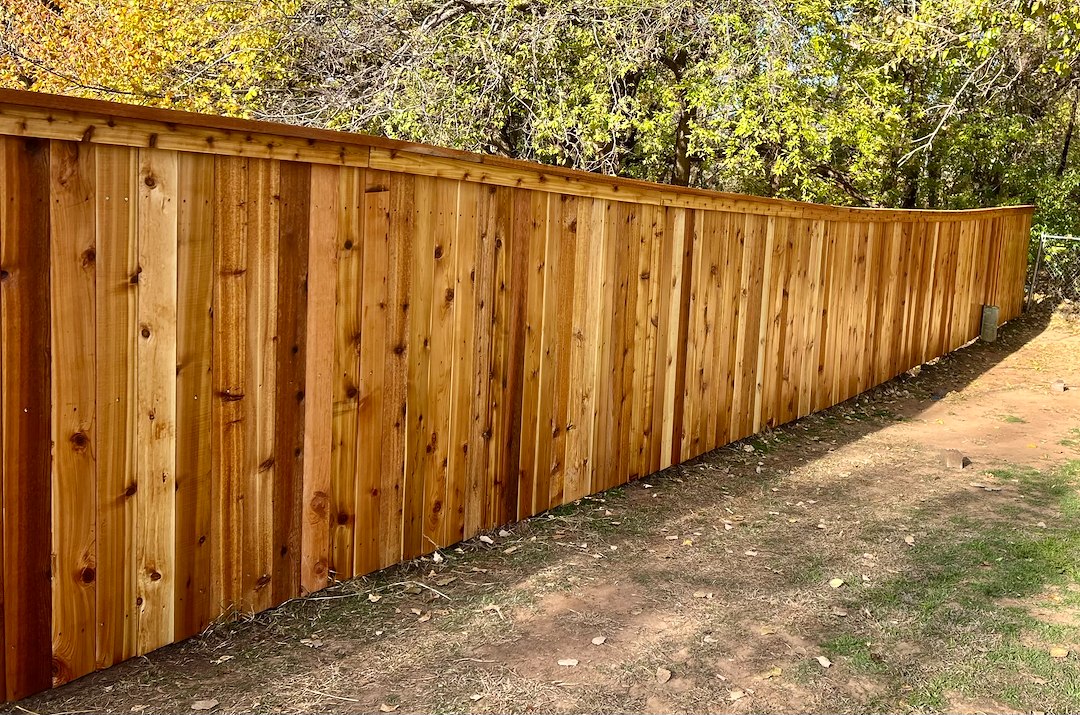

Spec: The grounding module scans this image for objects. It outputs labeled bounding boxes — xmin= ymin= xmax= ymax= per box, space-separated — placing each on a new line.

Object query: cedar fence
xmin=0 ymin=89 xmax=1032 ymax=701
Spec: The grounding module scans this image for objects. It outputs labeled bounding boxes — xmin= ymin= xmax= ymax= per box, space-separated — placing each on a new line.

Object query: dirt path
xmin=11 ymin=306 xmax=1080 ymax=715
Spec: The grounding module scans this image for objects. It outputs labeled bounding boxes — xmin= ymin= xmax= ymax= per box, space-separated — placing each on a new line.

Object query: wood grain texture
xmin=403 ymin=176 xmax=434 ymax=559
xmin=425 ymin=178 xmax=458 ymax=546
xmin=489 ymin=187 xmax=524 ymax=525
xmin=94 ymin=145 xmax=139 ymax=668
xmin=1 ymin=137 xmax=53 ymax=701
xmin=49 ymin=140 xmax=97 ymax=686
xmin=244 ymin=158 xmax=279 ymax=612
xmin=210 ymin=156 xmax=247 ymax=615
xmin=355 ymin=178 xmax=391 ymax=574
xmin=379 ymin=172 xmax=413 ymax=565
xmin=301 ymin=164 xmax=339 ymax=594
xmin=445 ymin=180 xmax=479 ymax=544
xmin=517 ymin=190 xmax=546 ymax=517
xmin=174 ymin=152 xmax=214 ymax=640
xmin=463 ymin=184 xmax=496 ymax=540
xmin=272 ymin=161 xmax=310 ymax=602
xmin=330 ymin=168 xmax=362 ymax=579
xmin=134 ymin=147 xmax=178 ymax=655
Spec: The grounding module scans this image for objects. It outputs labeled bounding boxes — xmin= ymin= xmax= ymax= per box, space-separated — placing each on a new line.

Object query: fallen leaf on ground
xmin=760 ymin=626 xmax=777 ymax=635
xmin=299 ymin=639 xmax=323 ymax=648
xmin=904 ymin=535 xmax=915 ymax=545
xmin=379 ymin=704 xmax=398 ymax=712
xmin=435 ymin=577 xmax=457 ymax=587
xmin=432 ymin=551 xmax=444 ymax=563
xmin=831 ymin=607 xmax=849 ymax=617
xmin=758 ymin=666 xmax=782 ymax=680
xmin=591 ymin=636 xmax=607 ymax=645
xmin=703 ymin=635 xmax=718 ymax=644
xmin=498 ymin=529 xmax=511 ymax=537
xmin=558 ymin=658 xmax=579 ymax=667
xmin=368 ymin=593 xmax=382 ymax=603
xmin=816 ymin=656 xmax=832 ymax=668
xmin=682 ymin=539 xmax=693 ymax=546
xmin=470 ymin=694 xmax=484 ymax=702
xmin=209 ymin=655 xmax=233 ymax=665
xmin=503 ymin=545 xmax=520 ymax=555
xmin=1032 ymin=676 xmax=1049 ymax=685
xmin=744 ymin=550 xmax=758 ymax=557
xmin=417 ymin=611 xmax=431 ymax=623
xmin=1049 ymin=646 xmax=1070 ymax=658
xmin=829 ymin=578 xmax=845 ymax=588
xmin=656 ymin=667 xmax=672 ymax=684
xmin=479 ymin=535 xmax=494 ymax=544
xmin=693 ymin=590 xmax=714 ymax=599
xmin=728 ymin=690 xmax=746 ymax=701
xmin=191 ymin=700 xmax=219 ymax=711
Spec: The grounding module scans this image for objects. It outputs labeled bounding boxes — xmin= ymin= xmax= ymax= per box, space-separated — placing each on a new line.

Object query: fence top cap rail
xmin=0 ymin=88 xmax=1034 ymax=220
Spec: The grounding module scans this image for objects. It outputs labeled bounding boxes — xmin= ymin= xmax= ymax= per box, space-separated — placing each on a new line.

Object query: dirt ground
xmin=10 ymin=303 xmax=1080 ymax=715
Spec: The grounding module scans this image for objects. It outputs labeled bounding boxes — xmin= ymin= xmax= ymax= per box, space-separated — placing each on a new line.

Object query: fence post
xmin=1025 ymin=232 xmax=1045 ymax=311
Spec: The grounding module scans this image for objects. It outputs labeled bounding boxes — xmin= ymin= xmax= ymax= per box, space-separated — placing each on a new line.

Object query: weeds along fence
xmin=0 ymin=89 xmax=1032 ymax=701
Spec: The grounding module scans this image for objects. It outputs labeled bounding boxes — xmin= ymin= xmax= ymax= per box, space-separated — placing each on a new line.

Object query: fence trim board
xmin=0 ymin=89 xmax=1032 ymax=222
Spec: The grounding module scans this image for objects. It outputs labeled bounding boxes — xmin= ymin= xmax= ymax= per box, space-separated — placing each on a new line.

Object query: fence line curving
xmin=0 ymin=89 xmax=1032 ymax=701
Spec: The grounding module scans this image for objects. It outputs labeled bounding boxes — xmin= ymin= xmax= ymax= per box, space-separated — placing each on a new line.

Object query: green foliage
xmin=2 ymin=0 xmax=1079 ymax=222
xmin=0 ymin=0 xmax=298 ymax=115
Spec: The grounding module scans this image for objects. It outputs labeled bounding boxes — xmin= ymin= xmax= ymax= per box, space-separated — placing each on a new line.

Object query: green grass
xmin=822 ymin=634 xmax=888 ymax=674
xmin=788 ymin=554 xmax=827 ymax=586
xmin=999 ymin=414 xmax=1027 ymax=423
xmin=1061 ymin=427 xmax=1080 ymax=448
xmin=822 ymin=460 xmax=1080 ymax=713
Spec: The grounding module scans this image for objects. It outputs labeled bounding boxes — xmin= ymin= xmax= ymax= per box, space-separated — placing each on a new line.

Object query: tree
xmin=2 ymin=0 xmax=1078 ymax=220
xmin=0 ymin=0 xmax=298 ymax=115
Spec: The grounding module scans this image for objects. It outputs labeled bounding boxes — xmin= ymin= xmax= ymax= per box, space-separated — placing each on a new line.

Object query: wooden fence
xmin=0 ymin=89 xmax=1032 ymax=701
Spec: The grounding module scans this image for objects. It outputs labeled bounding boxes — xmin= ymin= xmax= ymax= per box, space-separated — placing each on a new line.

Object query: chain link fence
xmin=1027 ymin=233 xmax=1080 ymax=307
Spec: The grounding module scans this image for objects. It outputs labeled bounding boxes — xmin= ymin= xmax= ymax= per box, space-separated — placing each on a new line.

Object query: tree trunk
xmin=1057 ymin=85 xmax=1079 ymax=178
xmin=901 ymin=159 xmax=921 ymax=209
xmin=925 ymin=144 xmax=941 ymax=209
xmin=671 ymin=104 xmax=695 ymax=186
